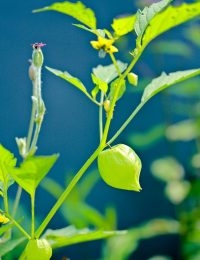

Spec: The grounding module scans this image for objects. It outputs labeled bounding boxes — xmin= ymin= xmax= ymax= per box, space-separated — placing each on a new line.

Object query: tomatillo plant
xmin=0 ymin=0 xmax=200 ymax=259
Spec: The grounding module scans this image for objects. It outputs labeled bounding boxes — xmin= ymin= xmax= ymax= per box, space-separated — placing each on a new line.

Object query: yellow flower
xmin=0 ymin=213 xmax=9 ymax=224
xmin=90 ymin=36 xmax=118 ymax=54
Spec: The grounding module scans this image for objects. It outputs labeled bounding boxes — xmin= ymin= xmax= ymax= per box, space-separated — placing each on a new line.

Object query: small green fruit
xmin=127 ymin=72 xmax=138 ymax=86
xmin=98 ymin=144 xmax=142 ymax=191
xmin=23 ymin=239 xmax=52 ymax=260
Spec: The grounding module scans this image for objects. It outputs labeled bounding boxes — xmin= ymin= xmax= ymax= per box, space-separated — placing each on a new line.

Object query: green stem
xmin=6 ymin=213 xmax=31 ymax=239
xmin=12 ymin=186 xmax=22 ymax=218
xmin=26 ymin=82 xmax=37 ymax=152
xmin=109 ymin=53 xmax=122 ymax=77
xmin=35 ymin=44 xmax=144 ymax=238
xmin=99 ymin=91 xmax=104 ymax=141
xmin=107 ymin=101 xmax=146 ymax=145
xmin=35 ymin=146 xmax=102 ymax=238
xmin=31 ymin=193 xmax=35 ymax=238
xmin=3 ymin=188 xmax=9 ymax=214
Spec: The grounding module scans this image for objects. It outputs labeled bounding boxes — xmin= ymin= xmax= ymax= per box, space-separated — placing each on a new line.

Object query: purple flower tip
xmin=32 ymin=42 xmax=46 ymax=49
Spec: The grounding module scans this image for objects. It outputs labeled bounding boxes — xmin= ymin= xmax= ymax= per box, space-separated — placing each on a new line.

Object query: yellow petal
xmin=90 ymin=41 xmax=100 ymax=50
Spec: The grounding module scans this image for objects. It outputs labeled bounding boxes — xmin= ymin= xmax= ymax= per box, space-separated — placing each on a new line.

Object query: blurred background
xmin=0 ymin=0 xmax=200 ymax=259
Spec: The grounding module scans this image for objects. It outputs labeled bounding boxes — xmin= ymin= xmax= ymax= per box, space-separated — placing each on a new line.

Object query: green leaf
xmin=33 ymin=1 xmax=97 ymax=29
xmin=91 ymin=73 xmax=108 ymax=94
xmin=0 ymin=237 xmax=26 ymax=257
xmin=165 ymin=180 xmax=190 ymax=204
xmin=134 ymin=0 xmax=172 ymax=43
xmin=46 ymin=66 xmax=95 ymax=102
xmin=109 ymin=78 xmax=126 ymax=101
xmin=151 ymin=157 xmax=184 ymax=183
xmin=0 ymin=222 xmax=14 ymax=236
xmin=142 ymin=2 xmax=200 ymax=46
xmin=128 ymin=124 xmax=165 ymax=149
xmin=111 ymin=15 xmax=136 ymax=37
xmin=141 ymin=69 xmax=200 ymax=102
xmin=10 ymin=155 xmax=59 ymax=196
xmin=43 ymin=225 xmax=126 ymax=249
xmin=151 ymin=40 xmax=192 ymax=58
xmin=46 ymin=66 xmax=87 ymax=93
xmin=166 ymin=120 xmax=199 ymax=141
xmin=0 ymin=144 xmax=16 ymax=189
xmin=92 ymin=61 xmax=127 ymax=83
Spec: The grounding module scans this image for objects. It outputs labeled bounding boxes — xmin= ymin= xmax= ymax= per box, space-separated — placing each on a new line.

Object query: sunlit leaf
xmin=91 ymin=73 xmax=108 ymax=94
xmin=10 ymin=155 xmax=59 ymax=196
xmin=108 ymin=78 xmax=126 ymax=101
xmin=166 ymin=120 xmax=199 ymax=141
xmin=112 ymin=15 xmax=136 ymax=37
xmin=151 ymin=157 xmax=184 ymax=183
xmin=46 ymin=66 xmax=90 ymax=95
xmin=134 ymin=0 xmax=172 ymax=44
xmin=92 ymin=61 xmax=127 ymax=83
xmin=0 ymin=237 xmax=26 ymax=257
xmin=0 ymin=144 xmax=16 ymax=190
xmin=33 ymin=1 xmax=97 ymax=29
xmin=43 ymin=225 xmax=126 ymax=249
xmin=141 ymin=69 xmax=200 ymax=102
xmin=142 ymin=2 xmax=200 ymax=46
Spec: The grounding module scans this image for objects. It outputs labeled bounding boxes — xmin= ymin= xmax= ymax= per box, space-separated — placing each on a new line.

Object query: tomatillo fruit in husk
xmin=98 ymin=144 xmax=142 ymax=191
xmin=21 ymin=239 xmax=52 ymax=260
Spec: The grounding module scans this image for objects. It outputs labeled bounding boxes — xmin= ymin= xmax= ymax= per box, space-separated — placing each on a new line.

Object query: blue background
xmin=0 ymin=0 xmax=199 ymax=259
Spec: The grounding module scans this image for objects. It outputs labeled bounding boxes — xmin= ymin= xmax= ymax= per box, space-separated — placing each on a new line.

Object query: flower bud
xmin=15 ymin=137 xmax=27 ymax=158
xmin=127 ymin=72 xmax=138 ymax=86
xmin=23 ymin=239 xmax=52 ymax=260
xmin=29 ymin=64 xmax=36 ymax=81
xmin=98 ymin=144 xmax=142 ymax=191
xmin=32 ymin=48 xmax=44 ymax=68
xmin=104 ymin=100 xmax=111 ymax=112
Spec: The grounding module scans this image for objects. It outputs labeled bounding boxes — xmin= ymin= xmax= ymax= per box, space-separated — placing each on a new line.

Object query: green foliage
xmin=21 ymin=239 xmax=52 ymax=260
xmin=151 ymin=40 xmax=192 ymax=58
xmin=166 ymin=120 xmax=199 ymax=141
xmin=98 ymin=144 xmax=142 ymax=191
xmin=128 ymin=124 xmax=165 ymax=150
xmin=0 ymin=144 xmax=16 ymax=191
xmin=102 ymin=218 xmax=179 ymax=260
xmin=33 ymin=1 xmax=97 ymax=29
xmin=108 ymin=78 xmax=126 ymax=101
xmin=0 ymin=237 xmax=26 ymax=257
xmin=10 ymin=155 xmax=59 ymax=196
xmin=91 ymin=73 xmax=108 ymax=94
xmin=43 ymin=225 xmax=125 ymax=249
xmin=142 ymin=2 xmax=200 ymax=46
xmin=141 ymin=69 xmax=200 ymax=102
xmin=151 ymin=157 xmax=184 ymax=183
xmin=46 ymin=66 xmax=90 ymax=97
xmin=111 ymin=15 xmax=136 ymax=37
xmin=134 ymin=0 xmax=172 ymax=44
xmin=92 ymin=61 xmax=127 ymax=83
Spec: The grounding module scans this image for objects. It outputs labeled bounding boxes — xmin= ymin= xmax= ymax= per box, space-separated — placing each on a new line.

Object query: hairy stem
xmin=31 ymin=193 xmax=35 ymax=238
xmin=99 ymin=91 xmax=104 ymax=141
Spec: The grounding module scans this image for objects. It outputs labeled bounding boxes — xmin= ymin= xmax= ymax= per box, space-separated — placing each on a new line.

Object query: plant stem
xmin=35 ymin=146 xmax=102 ymax=238
xmin=35 ymin=45 xmax=144 ymax=238
xmin=109 ymin=53 xmax=122 ymax=77
xmin=31 ymin=193 xmax=35 ymax=238
xmin=6 ymin=213 xmax=31 ymax=239
xmin=26 ymin=81 xmax=37 ymax=151
xmin=12 ymin=186 xmax=22 ymax=218
xmin=107 ymin=101 xmax=146 ymax=145
xmin=99 ymin=91 xmax=104 ymax=141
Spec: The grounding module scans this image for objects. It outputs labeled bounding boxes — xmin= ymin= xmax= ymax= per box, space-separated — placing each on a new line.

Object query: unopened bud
xmin=127 ymin=72 xmax=138 ymax=86
xmin=31 ymin=42 xmax=46 ymax=68
xmin=104 ymin=100 xmax=110 ymax=113
xmin=29 ymin=64 xmax=36 ymax=81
